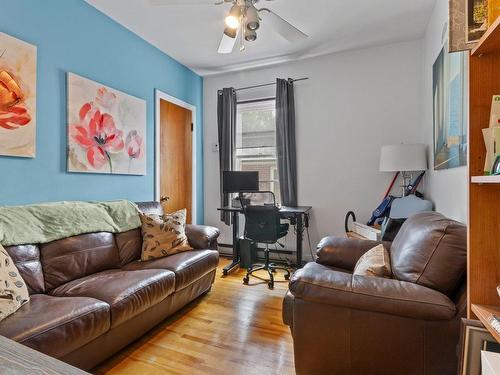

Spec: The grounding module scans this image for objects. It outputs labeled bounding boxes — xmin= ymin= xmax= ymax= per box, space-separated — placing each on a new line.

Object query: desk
xmin=217 ymin=205 xmax=312 ymax=275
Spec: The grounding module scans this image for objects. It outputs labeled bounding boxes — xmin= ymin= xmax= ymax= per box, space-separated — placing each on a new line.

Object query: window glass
xmin=235 ymin=99 xmax=280 ymax=202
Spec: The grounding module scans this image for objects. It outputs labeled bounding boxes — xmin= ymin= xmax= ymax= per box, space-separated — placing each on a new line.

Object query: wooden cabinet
xmin=468 ymin=17 xmax=500 ymax=317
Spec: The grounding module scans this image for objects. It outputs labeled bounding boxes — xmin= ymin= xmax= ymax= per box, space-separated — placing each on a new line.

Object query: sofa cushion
xmin=390 ymin=212 xmax=467 ymax=296
xmin=115 ymin=228 xmax=142 ymax=266
xmin=0 ymin=294 xmax=110 ymax=358
xmin=289 ymin=262 xmax=456 ymax=321
xmin=139 ymin=209 xmax=193 ymax=261
xmin=4 ymin=244 xmax=44 ymax=294
xmin=0 ymin=244 xmax=30 ymax=321
xmin=50 ymin=269 xmax=175 ymax=327
xmin=353 ymin=244 xmax=392 ymax=279
xmin=123 ymin=250 xmax=219 ymax=291
xmin=41 ymin=232 xmax=121 ymax=290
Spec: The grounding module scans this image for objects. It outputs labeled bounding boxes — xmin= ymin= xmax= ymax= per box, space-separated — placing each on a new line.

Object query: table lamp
xmin=379 ymin=144 xmax=427 ymax=196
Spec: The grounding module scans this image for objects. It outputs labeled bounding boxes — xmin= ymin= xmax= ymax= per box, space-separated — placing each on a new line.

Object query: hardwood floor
xmin=93 ymin=258 xmax=295 ymax=375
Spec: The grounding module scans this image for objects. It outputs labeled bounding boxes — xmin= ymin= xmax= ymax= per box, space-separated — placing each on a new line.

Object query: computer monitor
xmin=223 ymin=171 xmax=259 ymax=193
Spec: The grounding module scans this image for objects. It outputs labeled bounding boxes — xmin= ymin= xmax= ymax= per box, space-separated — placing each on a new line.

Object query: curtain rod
xmin=218 ymin=77 xmax=309 ymax=93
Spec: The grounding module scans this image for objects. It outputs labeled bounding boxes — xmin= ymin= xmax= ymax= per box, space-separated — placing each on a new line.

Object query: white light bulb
xmin=225 ymin=15 xmax=240 ymax=29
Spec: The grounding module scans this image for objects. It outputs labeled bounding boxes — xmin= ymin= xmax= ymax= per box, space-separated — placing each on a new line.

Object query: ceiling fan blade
xmin=218 ymin=29 xmax=238 ymax=54
xmin=259 ymin=8 xmax=308 ymax=43
xmin=149 ymin=0 xmax=219 ymax=6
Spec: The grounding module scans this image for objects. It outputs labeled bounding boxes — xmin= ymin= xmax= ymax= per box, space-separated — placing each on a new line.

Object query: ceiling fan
xmin=148 ymin=0 xmax=308 ymax=54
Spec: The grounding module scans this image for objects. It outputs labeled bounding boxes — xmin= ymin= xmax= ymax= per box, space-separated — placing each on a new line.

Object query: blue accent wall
xmin=0 ymin=0 xmax=204 ymax=223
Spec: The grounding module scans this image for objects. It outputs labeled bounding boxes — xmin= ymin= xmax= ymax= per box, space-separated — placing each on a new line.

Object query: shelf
xmin=471 ymin=304 xmax=500 ymax=343
xmin=472 ymin=17 xmax=500 ymax=56
xmin=471 ymin=175 xmax=500 ymax=184
xmin=471 ymin=17 xmax=500 ymax=56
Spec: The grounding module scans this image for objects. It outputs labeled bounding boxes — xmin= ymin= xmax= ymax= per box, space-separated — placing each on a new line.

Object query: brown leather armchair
xmin=283 ymin=212 xmax=467 ymax=375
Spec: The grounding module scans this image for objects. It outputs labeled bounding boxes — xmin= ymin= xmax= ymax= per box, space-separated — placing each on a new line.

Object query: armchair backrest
xmin=390 ymin=211 xmax=467 ymax=296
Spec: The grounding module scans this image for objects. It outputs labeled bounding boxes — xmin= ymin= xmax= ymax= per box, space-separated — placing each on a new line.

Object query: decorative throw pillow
xmin=0 ymin=244 xmax=29 ymax=321
xmin=140 ymin=208 xmax=193 ymax=261
xmin=353 ymin=244 xmax=392 ymax=278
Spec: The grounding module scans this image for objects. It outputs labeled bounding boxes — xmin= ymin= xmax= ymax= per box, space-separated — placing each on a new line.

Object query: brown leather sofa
xmin=0 ymin=202 xmax=220 ymax=370
xmin=283 ymin=212 xmax=467 ymax=375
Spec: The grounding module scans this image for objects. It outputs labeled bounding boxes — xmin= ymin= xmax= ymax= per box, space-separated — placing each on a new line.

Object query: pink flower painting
xmin=0 ymin=32 xmax=37 ymax=158
xmin=67 ymin=73 xmax=146 ymax=175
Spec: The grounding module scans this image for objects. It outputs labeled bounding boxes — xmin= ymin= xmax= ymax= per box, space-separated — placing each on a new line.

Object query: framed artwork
xmin=433 ymin=44 xmax=468 ymax=170
xmin=458 ymin=319 xmax=497 ymax=375
xmin=67 ymin=73 xmax=146 ymax=175
xmin=449 ymin=0 xmax=490 ymax=52
xmin=466 ymin=0 xmax=488 ymax=43
xmin=450 ymin=0 xmax=471 ymax=51
xmin=0 ymin=32 xmax=36 ymax=157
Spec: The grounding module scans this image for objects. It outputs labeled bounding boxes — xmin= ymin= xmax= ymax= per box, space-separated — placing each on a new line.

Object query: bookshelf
xmin=468 ymin=17 xmax=500 ymax=318
xmin=471 ymin=304 xmax=500 ymax=343
xmin=471 ymin=175 xmax=500 ymax=184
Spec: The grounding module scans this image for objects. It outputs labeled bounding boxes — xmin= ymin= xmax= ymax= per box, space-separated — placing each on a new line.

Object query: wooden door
xmin=159 ymin=100 xmax=193 ymax=223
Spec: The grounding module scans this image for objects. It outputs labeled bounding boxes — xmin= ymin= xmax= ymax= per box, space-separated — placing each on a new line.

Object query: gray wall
xmin=203 ymin=40 xmax=423 ymax=256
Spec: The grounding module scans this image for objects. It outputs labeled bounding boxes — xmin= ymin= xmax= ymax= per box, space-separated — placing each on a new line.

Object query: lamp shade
xmin=379 ymin=144 xmax=427 ymax=172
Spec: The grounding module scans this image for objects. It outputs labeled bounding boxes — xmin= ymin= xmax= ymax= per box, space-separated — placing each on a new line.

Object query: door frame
xmin=154 ymin=89 xmax=197 ymax=224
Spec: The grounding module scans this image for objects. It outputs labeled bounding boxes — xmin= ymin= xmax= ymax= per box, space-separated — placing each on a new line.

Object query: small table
xmin=0 ymin=335 xmax=89 ymax=375
xmin=218 ymin=205 xmax=312 ymax=275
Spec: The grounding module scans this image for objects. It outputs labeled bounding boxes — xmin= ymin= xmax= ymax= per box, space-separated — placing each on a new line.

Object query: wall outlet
xmin=212 ymin=143 xmax=219 ymax=152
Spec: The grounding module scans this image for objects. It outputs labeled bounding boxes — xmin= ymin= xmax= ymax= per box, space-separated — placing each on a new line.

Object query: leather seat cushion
xmin=123 ymin=250 xmax=219 ymax=291
xmin=0 ymin=294 xmax=110 ymax=358
xmin=50 ymin=269 xmax=175 ymax=327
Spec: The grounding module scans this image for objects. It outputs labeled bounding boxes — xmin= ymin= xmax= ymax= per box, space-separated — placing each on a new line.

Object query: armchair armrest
xmin=185 ymin=224 xmax=220 ymax=250
xmin=316 ymin=236 xmax=391 ymax=271
xmin=289 ymin=262 xmax=456 ymax=321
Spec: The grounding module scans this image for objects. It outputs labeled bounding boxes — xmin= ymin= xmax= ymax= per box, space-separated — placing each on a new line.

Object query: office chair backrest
xmin=240 ymin=191 xmax=281 ymax=244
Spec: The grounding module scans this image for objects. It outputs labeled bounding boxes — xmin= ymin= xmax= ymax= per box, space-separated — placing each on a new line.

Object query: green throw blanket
xmin=0 ymin=200 xmax=141 ymax=246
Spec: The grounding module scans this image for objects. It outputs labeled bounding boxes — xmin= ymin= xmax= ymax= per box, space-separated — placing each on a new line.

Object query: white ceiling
xmin=86 ymin=0 xmax=436 ymax=76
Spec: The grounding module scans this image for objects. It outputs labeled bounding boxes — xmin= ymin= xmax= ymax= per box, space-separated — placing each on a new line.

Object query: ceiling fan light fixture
xmin=245 ymin=6 xmax=260 ymax=30
xmin=223 ymin=26 xmax=237 ymax=39
xmin=245 ymin=28 xmax=257 ymax=42
xmin=225 ymin=4 xmax=241 ymax=29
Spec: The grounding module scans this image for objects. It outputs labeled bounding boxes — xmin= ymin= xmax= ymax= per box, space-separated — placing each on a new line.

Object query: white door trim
xmin=154 ymin=89 xmax=197 ymax=224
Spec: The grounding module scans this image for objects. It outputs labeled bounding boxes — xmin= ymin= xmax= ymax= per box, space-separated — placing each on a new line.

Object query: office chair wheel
xmin=268 ymin=281 xmax=274 ymax=289
xmin=243 ymin=276 xmax=249 ymax=285
xmin=284 ymin=273 xmax=290 ymax=281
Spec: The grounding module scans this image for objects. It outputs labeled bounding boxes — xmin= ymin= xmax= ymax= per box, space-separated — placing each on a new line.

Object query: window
xmin=235 ymin=99 xmax=280 ymax=202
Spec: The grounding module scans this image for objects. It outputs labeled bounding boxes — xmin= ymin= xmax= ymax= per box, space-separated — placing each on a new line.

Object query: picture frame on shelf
xmin=458 ymin=319 xmax=497 ymax=375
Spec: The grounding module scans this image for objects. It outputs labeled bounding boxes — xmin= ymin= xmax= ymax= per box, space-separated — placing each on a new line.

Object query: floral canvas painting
xmin=0 ymin=32 xmax=36 ymax=157
xmin=67 ymin=73 xmax=146 ymax=175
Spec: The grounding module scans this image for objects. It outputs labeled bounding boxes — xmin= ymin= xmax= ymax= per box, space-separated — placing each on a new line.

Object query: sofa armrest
xmin=289 ymin=262 xmax=456 ymax=321
xmin=185 ymin=225 xmax=220 ymax=250
xmin=316 ymin=236 xmax=391 ymax=271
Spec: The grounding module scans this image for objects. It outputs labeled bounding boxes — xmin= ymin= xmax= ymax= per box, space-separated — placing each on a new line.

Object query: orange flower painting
xmin=0 ymin=32 xmax=36 ymax=157
xmin=67 ymin=73 xmax=146 ymax=175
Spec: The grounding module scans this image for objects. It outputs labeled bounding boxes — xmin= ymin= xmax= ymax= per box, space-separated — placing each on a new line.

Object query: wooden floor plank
xmin=93 ymin=258 xmax=295 ymax=375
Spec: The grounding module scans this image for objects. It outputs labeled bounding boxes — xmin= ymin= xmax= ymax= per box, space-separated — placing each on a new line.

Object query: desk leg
xmin=296 ymin=214 xmax=304 ymax=268
xmin=223 ymin=211 xmax=240 ymax=275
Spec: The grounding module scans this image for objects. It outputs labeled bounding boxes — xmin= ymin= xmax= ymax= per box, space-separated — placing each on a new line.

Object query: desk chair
xmin=240 ymin=191 xmax=291 ymax=289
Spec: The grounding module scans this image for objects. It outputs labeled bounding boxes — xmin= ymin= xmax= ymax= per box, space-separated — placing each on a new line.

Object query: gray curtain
xmin=276 ymin=78 xmax=297 ymax=207
xmin=217 ymin=87 xmax=237 ymax=225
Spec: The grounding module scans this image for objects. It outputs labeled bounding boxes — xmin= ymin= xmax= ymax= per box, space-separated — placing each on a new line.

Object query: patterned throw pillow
xmin=0 ymin=244 xmax=29 ymax=321
xmin=140 ymin=208 xmax=193 ymax=261
xmin=353 ymin=244 xmax=392 ymax=279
